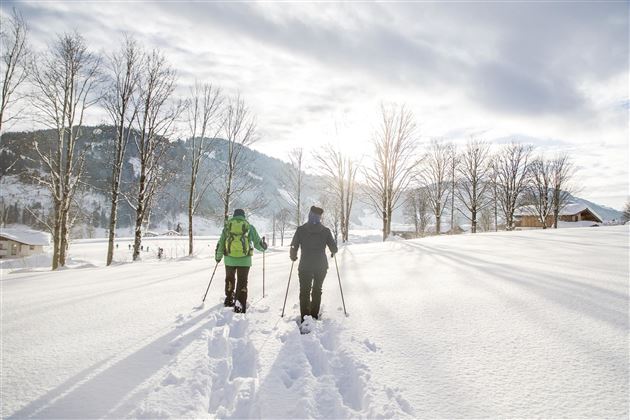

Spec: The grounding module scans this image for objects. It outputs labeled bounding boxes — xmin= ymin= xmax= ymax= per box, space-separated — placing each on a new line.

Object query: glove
xmin=215 ymin=256 xmax=222 ymax=263
xmin=261 ymin=237 xmax=268 ymax=250
xmin=331 ymin=253 xmax=336 ymax=258
xmin=290 ymin=256 xmax=297 ymax=262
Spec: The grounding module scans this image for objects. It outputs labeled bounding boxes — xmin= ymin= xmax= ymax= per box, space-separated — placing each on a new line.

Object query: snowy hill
xmin=0 ymin=126 xmax=372 ymax=235
xmin=2 ymin=226 xmax=628 ymax=418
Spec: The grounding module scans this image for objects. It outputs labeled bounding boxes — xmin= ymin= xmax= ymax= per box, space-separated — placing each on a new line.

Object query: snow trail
xmin=131 ymin=302 xmax=410 ymax=419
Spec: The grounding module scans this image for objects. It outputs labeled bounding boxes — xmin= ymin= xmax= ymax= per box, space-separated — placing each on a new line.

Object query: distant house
xmin=162 ymin=230 xmax=182 ymax=237
xmin=0 ymin=228 xmax=50 ymax=259
xmin=514 ymin=204 xmax=603 ymax=228
xmin=143 ymin=231 xmax=160 ymax=237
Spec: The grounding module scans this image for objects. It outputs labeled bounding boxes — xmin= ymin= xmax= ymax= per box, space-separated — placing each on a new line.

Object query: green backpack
xmin=225 ymin=218 xmax=251 ymax=257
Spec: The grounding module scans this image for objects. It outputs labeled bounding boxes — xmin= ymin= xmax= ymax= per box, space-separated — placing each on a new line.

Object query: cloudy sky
xmin=3 ymin=1 xmax=629 ymax=209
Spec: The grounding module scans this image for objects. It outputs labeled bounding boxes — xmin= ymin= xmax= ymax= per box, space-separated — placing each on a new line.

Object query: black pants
xmin=225 ymin=266 xmax=250 ymax=311
xmin=298 ymin=269 xmax=327 ymax=321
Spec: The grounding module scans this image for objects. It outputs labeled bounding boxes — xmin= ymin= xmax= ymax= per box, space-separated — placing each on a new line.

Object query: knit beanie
xmin=308 ymin=206 xmax=324 ymax=224
xmin=233 ymin=208 xmax=245 ymax=217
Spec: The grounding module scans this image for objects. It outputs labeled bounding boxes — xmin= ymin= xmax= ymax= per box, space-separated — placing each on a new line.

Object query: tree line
xmin=1 ymin=9 xmax=610 ymax=272
xmin=1 ymin=10 xmax=264 ymax=269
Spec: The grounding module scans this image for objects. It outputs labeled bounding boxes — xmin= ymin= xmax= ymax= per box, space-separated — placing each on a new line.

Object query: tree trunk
xmin=133 ymin=210 xmax=143 ymax=260
xmin=52 ymin=203 xmax=61 ymax=270
xmin=106 ymin=191 xmax=119 ymax=266
xmin=188 ymin=176 xmax=195 ymax=255
xmin=493 ymin=187 xmax=498 ymax=232
xmin=59 ymin=208 xmax=69 ymax=266
xmin=133 ymin=173 xmax=147 ymax=261
xmin=436 ymin=214 xmax=441 ymax=235
xmin=106 ymin=166 xmax=122 ymax=265
xmin=471 ymin=209 xmax=477 ymax=234
xmin=382 ymin=210 xmax=388 ymax=241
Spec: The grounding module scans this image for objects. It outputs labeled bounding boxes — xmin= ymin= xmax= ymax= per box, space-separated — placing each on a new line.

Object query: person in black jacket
xmin=290 ymin=205 xmax=338 ymax=322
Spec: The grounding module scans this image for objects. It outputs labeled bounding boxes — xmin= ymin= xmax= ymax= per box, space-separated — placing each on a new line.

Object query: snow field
xmin=1 ymin=226 xmax=628 ymax=418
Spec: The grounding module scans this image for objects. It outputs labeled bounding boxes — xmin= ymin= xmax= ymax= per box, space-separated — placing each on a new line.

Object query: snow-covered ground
xmin=1 ymin=226 xmax=628 ymax=418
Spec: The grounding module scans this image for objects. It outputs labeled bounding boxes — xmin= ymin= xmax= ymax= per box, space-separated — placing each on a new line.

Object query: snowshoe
xmin=298 ymin=315 xmax=315 ymax=334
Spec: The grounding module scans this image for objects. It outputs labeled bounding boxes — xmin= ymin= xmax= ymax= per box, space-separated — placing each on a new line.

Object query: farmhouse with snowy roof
xmin=514 ymin=203 xmax=603 ymax=229
xmin=0 ymin=227 xmax=50 ymax=259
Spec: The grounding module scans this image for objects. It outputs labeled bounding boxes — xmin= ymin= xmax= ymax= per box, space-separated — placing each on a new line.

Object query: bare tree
xmin=314 ymin=144 xmax=358 ymax=242
xmin=526 ymin=156 xmax=554 ymax=229
xmin=102 ymin=36 xmax=142 ymax=266
xmin=449 ymin=146 xmax=459 ymax=233
xmin=286 ymin=147 xmax=304 ymax=227
xmin=271 ymin=211 xmax=277 ymax=246
xmin=551 ymin=153 xmax=575 ymax=228
xmin=479 ymin=206 xmax=494 ymax=232
xmin=31 ymin=32 xmax=101 ymax=269
xmin=186 ymin=82 xmax=223 ymax=255
xmin=494 ymin=142 xmax=533 ymax=230
xmin=364 ymin=104 xmax=419 ymax=241
xmin=404 ymin=187 xmax=430 ymax=236
xmin=419 ymin=140 xmax=452 ymax=234
xmin=344 ymin=158 xmax=358 ymax=241
xmin=129 ymin=49 xmax=180 ymax=261
xmin=319 ymin=192 xmax=341 ymax=242
xmin=277 ymin=207 xmax=290 ymax=246
xmin=212 ymin=94 xmax=257 ymax=222
xmin=0 ymin=8 xmax=28 ymax=134
xmin=489 ymin=157 xmax=499 ymax=232
xmin=456 ymin=140 xmax=492 ymax=234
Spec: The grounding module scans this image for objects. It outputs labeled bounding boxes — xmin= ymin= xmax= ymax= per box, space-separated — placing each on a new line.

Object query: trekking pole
xmin=281 ymin=261 xmax=295 ymax=317
xmin=262 ymin=239 xmax=266 ymax=298
xmin=202 ymin=260 xmax=220 ymax=303
xmin=334 ymin=254 xmax=348 ymax=316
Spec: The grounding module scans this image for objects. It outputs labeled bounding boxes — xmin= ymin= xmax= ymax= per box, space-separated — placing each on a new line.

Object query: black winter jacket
xmin=290 ymin=223 xmax=338 ymax=271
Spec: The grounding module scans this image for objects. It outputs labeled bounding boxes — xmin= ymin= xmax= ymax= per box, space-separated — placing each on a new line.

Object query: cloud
xmin=2 ymin=0 xmax=628 ymax=207
xmin=149 ymin=1 xmax=628 ymax=118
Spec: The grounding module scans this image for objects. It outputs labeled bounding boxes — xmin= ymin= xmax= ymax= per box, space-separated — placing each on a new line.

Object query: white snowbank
xmin=1 ymin=226 xmax=628 ymax=418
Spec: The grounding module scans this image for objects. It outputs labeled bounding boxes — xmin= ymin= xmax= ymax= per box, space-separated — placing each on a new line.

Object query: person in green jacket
xmin=215 ymin=208 xmax=267 ymax=313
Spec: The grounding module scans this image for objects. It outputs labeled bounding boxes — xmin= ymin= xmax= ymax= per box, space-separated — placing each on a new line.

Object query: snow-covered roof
xmin=560 ymin=203 xmax=603 ymax=221
xmin=515 ymin=203 xmax=603 ymax=221
xmin=0 ymin=227 xmax=51 ymax=246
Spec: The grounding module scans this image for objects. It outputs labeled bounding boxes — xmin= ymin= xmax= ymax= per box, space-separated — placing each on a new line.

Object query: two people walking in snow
xmin=290 ymin=206 xmax=338 ymax=322
xmin=215 ymin=208 xmax=267 ymax=313
xmin=213 ymin=205 xmax=338 ymax=321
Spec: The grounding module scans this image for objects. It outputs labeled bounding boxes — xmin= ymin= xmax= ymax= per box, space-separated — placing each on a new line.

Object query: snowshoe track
xmin=133 ymin=308 xmax=259 ymax=419
xmin=132 ymin=306 xmax=413 ymax=418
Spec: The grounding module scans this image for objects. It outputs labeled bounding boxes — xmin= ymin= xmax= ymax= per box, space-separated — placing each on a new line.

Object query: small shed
xmin=162 ymin=230 xmax=182 ymax=236
xmin=514 ymin=204 xmax=603 ymax=228
xmin=0 ymin=228 xmax=51 ymax=259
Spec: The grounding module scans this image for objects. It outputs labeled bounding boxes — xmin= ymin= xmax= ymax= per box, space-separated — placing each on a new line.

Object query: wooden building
xmin=0 ymin=228 xmax=50 ymax=259
xmin=514 ymin=204 xmax=603 ymax=228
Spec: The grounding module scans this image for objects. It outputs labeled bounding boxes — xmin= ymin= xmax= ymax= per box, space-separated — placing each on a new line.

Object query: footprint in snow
xmin=363 ymin=338 xmax=379 ymax=352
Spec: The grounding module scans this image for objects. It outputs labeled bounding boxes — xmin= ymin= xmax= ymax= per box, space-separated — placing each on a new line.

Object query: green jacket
xmin=215 ymin=216 xmax=265 ymax=267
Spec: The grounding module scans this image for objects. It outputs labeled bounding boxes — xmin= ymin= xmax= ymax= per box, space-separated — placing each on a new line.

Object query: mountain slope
xmin=0 ymin=126 xmax=372 ymax=234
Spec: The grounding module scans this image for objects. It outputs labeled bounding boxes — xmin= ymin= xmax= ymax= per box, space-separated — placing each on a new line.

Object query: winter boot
xmin=224 ymin=295 xmax=234 ymax=307
xmin=234 ymin=300 xmax=245 ymax=313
